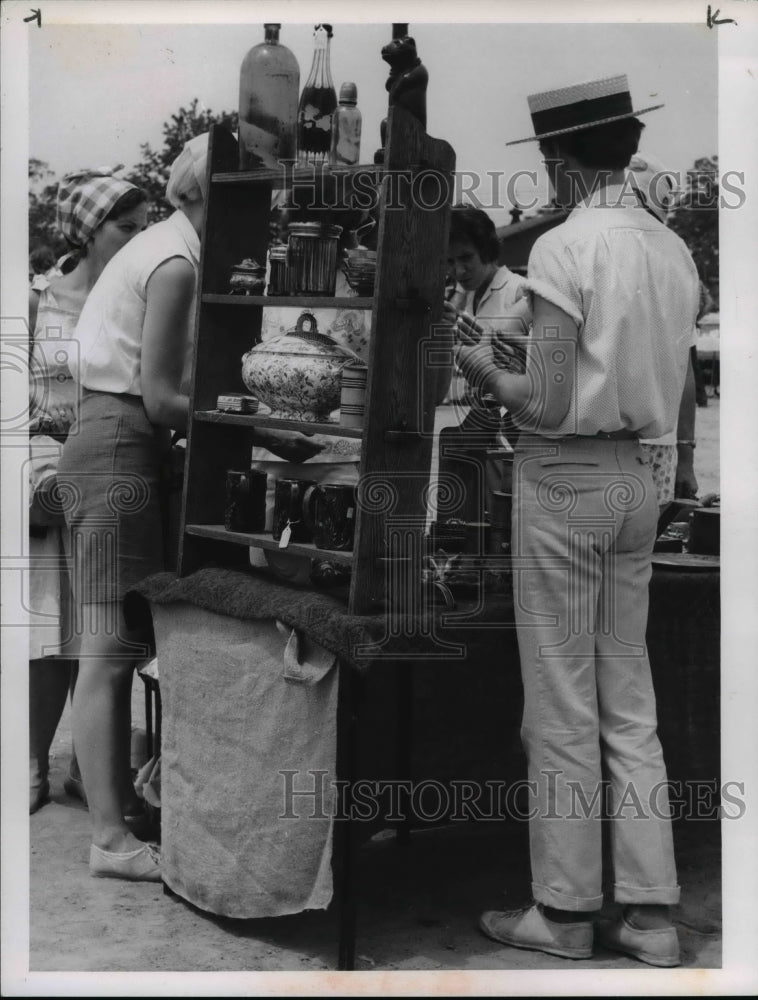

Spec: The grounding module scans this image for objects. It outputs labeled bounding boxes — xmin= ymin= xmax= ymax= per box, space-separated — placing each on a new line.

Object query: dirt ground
xmin=21 ymin=398 xmax=723 ymax=988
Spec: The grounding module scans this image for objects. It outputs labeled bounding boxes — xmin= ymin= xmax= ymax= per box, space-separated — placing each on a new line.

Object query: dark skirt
xmin=57 ymin=390 xmax=170 ymax=604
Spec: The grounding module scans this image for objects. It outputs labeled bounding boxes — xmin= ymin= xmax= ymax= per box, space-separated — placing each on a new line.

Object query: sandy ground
xmin=22 ymin=397 xmax=722 ymax=985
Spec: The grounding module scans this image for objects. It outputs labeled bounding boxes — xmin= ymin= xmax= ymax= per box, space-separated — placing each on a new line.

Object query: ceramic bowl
xmin=241 ymin=312 xmax=361 ymax=422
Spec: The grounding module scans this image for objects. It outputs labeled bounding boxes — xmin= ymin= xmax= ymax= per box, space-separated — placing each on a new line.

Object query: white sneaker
xmin=479 ymin=904 xmax=593 ymax=960
xmin=89 ymin=842 xmax=161 ymax=882
xmin=596 ymin=914 xmax=680 ymax=967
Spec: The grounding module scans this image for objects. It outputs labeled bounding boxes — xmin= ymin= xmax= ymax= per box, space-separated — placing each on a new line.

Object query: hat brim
xmin=505 ymin=104 xmax=664 ymax=146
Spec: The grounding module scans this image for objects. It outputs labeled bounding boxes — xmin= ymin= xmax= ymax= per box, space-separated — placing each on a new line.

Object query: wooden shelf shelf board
xmin=185 ymin=523 xmax=355 ymax=566
xmin=194 ymin=410 xmax=363 ymax=437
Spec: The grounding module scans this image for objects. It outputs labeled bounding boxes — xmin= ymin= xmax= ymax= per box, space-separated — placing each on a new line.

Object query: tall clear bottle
xmin=329 ymin=82 xmax=362 ymax=167
xmin=297 ymin=24 xmax=338 ymax=167
xmin=238 ymin=23 xmax=299 ymax=170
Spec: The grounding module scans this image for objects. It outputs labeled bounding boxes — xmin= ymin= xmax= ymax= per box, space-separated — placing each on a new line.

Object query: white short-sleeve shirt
xmin=70 ymin=211 xmax=200 ymax=396
xmin=523 ymin=184 xmax=700 ymax=440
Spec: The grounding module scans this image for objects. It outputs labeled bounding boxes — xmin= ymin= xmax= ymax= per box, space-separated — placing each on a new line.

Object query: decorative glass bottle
xmin=238 ymin=23 xmax=299 ymax=170
xmin=297 ymin=24 xmax=338 ymax=167
xmin=329 ymin=82 xmax=362 ymax=167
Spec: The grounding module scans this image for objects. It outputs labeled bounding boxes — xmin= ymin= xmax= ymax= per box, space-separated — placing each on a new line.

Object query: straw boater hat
xmin=506 ymin=74 xmax=664 ymax=146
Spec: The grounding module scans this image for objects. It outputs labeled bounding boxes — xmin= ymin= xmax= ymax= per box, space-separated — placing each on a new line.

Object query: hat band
xmin=531 ymin=91 xmax=633 ymax=138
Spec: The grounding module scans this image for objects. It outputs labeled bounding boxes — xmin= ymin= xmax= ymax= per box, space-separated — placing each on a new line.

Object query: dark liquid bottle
xmin=239 ymin=23 xmax=299 ymax=170
xmin=297 ymin=24 xmax=337 ymax=167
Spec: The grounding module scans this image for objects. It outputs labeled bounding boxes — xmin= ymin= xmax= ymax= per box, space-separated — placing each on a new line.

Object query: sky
xmin=26 ymin=15 xmax=718 ymax=228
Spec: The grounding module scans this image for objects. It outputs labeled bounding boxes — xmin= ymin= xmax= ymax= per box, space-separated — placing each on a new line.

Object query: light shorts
xmin=57 ymin=390 xmax=170 ymax=604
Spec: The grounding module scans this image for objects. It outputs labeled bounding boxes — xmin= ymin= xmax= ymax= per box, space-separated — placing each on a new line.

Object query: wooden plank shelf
xmin=211 ymin=163 xmax=384 ymax=188
xmin=194 ymin=410 xmax=363 ymax=438
xmin=202 ymin=293 xmax=373 ymax=309
xmin=184 ymin=523 xmax=355 ymax=566
xmin=179 ymin=114 xmax=456 ymax=616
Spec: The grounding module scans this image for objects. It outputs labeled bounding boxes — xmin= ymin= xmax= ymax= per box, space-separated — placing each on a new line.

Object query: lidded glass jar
xmin=287 ymin=222 xmax=342 ymax=296
xmin=267 ymin=244 xmax=289 ymax=296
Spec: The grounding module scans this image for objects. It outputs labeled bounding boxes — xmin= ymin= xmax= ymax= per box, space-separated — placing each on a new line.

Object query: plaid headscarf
xmin=55 ymin=165 xmax=140 ymax=248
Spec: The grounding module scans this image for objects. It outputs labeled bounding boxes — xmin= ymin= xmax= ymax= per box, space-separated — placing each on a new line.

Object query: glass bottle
xmin=297 ymin=24 xmax=338 ymax=167
xmin=329 ymin=82 xmax=362 ymax=167
xmin=238 ymin=23 xmax=299 ymax=170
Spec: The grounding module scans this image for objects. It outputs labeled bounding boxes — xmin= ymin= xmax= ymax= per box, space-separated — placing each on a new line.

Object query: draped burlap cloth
xmin=151 ymin=602 xmax=338 ymax=918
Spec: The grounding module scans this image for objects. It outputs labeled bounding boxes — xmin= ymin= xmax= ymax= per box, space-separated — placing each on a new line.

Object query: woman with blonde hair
xmin=57 ymin=135 xmax=209 ymax=880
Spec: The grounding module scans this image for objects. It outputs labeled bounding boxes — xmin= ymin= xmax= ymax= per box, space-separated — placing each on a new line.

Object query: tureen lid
xmin=287 ymin=312 xmax=361 ymax=358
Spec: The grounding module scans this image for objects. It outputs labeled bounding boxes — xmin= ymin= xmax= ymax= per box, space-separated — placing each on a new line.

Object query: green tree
xmin=124 ymin=98 xmax=238 ymax=222
xmin=29 ymin=158 xmax=67 ymax=260
xmin=668 ymin=155 xmax=719 ymax=309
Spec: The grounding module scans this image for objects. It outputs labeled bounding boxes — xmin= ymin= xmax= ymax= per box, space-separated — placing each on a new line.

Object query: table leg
xmin=144 ymin=679 xmax=154 ymax=760
xmin=395 ymin=661 xmax=413 ymax=846
xmin=154 ymin=683 xmax=162 ymax=751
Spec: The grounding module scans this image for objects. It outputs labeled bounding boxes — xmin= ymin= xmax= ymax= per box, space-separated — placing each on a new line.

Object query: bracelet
xmin=677 ymin=439 xmax=696 ymax=448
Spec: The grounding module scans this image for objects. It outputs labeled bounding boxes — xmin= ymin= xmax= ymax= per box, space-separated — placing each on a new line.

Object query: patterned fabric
xmin=522 ymin=183 xmax=700 ymax=439
xmin=29 ymin=279 xmax=80 ymax=423
xmin=641 ymin=442 xmax=677 ymax=505
xmin=55 ymin=166 xmax=138 ymax=248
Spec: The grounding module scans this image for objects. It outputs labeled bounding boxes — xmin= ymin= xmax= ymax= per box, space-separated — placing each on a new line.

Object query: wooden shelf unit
xmin=179 ymin=112 xmax=456 ymax=614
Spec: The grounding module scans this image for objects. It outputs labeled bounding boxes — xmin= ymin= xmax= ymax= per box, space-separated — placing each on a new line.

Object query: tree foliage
xmin=123 ymin=99 xmax=238 ymax=222
xmin=29 ymin=158 xmax=68 ymax=261
xmin=668 ymin=155 xmax=719 ymax=308
xmin=28 ymin=99 xmax=239 ymax=257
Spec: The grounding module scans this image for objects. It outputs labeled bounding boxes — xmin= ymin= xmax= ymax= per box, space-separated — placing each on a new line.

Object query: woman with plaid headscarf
xmin=29 ymin=168 xmax=148 ymax=815
xmin=56 ymin=135 xmax=209 ymax=881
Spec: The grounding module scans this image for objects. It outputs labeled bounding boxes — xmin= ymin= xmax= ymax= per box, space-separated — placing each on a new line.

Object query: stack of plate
xmin=343 ymin=248 xmax=377 ymax=295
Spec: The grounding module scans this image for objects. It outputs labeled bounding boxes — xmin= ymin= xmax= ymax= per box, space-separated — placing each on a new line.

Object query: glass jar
xmin=267 ymin=244 xmax=289 ymax=296
xmin=287 ymin=222 xmax=342 ymax=296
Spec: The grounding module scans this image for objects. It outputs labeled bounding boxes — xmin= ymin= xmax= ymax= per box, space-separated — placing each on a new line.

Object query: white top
xmin=453 ymin=264 xmax=525 ymax=332
xmin=523 ymin=184 xmax=700 ymax=440
xmin=70 ymin=211 xmax=200 ymax=396
xmin=29 ymin=276 xmax=80 ymax=400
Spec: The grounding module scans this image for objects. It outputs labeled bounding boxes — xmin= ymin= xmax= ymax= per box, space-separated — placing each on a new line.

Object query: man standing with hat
xmin=453 ymin=75 xmax=700 ymax=966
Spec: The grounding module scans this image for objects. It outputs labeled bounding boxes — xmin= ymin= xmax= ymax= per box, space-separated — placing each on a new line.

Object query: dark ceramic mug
xmin=301 ymin=482 xmax=357 ymax=551
xmin=272 ymin=478 xmax=316 ymax=543
xmin=489 ymin=490 xmax=513 ymax=554
xmin=225 ymin=469 xmax=267 ymax=533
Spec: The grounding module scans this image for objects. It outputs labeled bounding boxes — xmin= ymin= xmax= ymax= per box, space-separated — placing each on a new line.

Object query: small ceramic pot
xmin=241 ymin=312 xmax=361 ymax=422
xmin=229 ymin=258 xmax=266 ymax=295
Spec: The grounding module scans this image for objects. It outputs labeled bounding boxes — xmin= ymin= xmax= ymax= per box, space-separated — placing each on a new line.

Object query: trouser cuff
xmin=532 ymin=881 xmax=604 ymax=912
xmin=614 ymin=882 xmax=681 ymax=905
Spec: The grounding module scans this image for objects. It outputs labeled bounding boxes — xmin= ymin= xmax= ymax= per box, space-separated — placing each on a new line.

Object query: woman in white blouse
xmin=58 ymin=136 xmax=208 ymax=882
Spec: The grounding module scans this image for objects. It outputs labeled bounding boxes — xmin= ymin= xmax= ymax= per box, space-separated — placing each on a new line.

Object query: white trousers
xmin=512 ymin=435 xmax=680 ymax=911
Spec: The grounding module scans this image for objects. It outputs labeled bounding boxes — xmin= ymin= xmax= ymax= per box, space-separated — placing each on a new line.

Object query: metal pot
xmin=241 ymin=312 xmax=360 ymax=422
